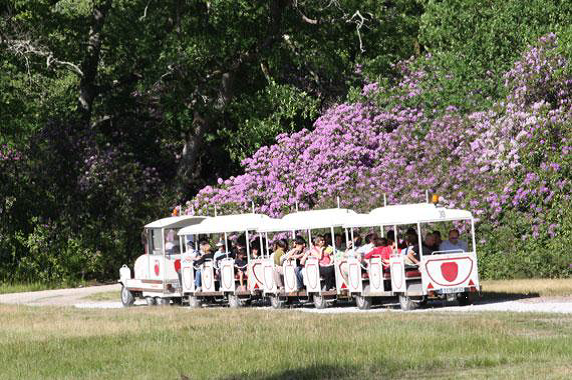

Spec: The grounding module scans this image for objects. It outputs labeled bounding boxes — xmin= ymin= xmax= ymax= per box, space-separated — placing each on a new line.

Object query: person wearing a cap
xmin=213 ymin=240 xmax=227 ymax=261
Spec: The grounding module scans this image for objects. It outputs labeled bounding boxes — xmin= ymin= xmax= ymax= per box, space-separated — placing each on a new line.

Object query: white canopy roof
xmin=344 ymin=203 xmax=473 ymax=227
xmin=178 ymin=213 xmax=272 ymax=235
xmin=144 ymin=215 xmax=207 ymax=229
xmin=256 ymin=218 xmax=292 ymax=233
xmin=277 ymin=208 xmax=358 ymax=231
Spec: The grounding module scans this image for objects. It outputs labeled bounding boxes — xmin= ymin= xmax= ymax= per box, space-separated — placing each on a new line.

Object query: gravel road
xmin=1 ymin=285 xmax=571 ymax=313
xmin=0 ymin=284 xmax=121 ymax=306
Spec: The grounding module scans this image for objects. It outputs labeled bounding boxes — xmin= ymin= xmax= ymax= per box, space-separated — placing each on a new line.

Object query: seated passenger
xmin=431 ymin=231 xmax=442 ymax=250
xmin=272 ymin=240 xmax=287 ymax=291
xmin=213 ymin=240 xmax=227 ymax=261
xmin=234 ymin=248 xmax=248 ymax=290
xmin=403 ymin=232 xmax=420 ymax=266
xmin=334 ymin=234 xmax=347 ymax=252
xmin=193 ymin=240 xmax=214 ymax=291
xmin=284 ymin=236 xmax=307 ymax=290
xmin=250 ymin=243 xmax=262 ymax=259
xmin=310 ymin=235 xmax=335 ymax=291
xmin=407 ymin=232 xmax=439 ymax=265
xmin=439 ymin=229 xmax=468 ymax=253
xmin=355 ymin=233 xmax=377 ymax=258
xmin=365 ymin=233 xmax=395 ymax=268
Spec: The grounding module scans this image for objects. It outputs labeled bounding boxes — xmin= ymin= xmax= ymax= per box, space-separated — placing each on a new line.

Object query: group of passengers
xmin=189 ymin=228 xmax=467 ymax=292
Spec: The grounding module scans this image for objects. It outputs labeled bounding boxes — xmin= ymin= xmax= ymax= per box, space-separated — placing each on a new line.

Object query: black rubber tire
xmin=355 ymin=295 xmax=372 ymax=310
xmin=145 ymin=296 xmax=157 ymax=306
xmin=172 ymin=297 xmax=183 ymax=306
xmin=313 ymin=294 xmax=328 ymax=309
xmin=156 ymin=297 xmax=170 ymax=306
xmin=188 ymin=295 xmax=202 ymax=308
xmin=270 ymin=295 xmax=285 ymax=309
xmin=457 ymin=292 xmax=471 ymax=306
xmin=399 ymin=295 xmax=417 ymax=311
xmin=228 ymin=294 xmax=246 ymax=308
xmin=121 ymin=285 xmax=135 ymax=307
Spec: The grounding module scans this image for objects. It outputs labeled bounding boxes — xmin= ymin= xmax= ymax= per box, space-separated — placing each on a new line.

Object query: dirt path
xmin=0 ymin=284 xmax=121 ymax=306
xmin=1 ymin=285 xmax=571 ymax=313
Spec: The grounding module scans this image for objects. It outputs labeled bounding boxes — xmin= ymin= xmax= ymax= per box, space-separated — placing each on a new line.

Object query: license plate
xmin=440 ymin=287 xmax=465 ymax=294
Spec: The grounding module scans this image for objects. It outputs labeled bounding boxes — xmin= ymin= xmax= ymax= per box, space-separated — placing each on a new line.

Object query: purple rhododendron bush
xmin=186 ymin=34 xmax=572 ymax=279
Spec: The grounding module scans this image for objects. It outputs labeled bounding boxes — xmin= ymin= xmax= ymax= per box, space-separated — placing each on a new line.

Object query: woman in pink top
xmin=310 ymin=235 xmax=335 ymax=290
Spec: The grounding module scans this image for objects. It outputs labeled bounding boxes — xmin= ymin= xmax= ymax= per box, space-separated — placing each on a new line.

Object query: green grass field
xmin=0 ymin=304 xmax=571 ymax=379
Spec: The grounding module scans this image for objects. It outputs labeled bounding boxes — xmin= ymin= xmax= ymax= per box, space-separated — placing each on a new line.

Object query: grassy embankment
xmin=0 ymin=305 xmax=571 ymax=379
xmin=0 ymin=279 xmax=569 ymax=379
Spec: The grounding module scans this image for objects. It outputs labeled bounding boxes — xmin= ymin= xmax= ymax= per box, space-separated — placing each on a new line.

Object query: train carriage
xmin=178 ymin=213 xmax=272 ymax=308
xmin=258 ymin=208 xmax=357 ymax=309
xmin=118 ymin=215 xmax=207 ymax=306
xmin=344 ymin=203 xmax=480 ymax=310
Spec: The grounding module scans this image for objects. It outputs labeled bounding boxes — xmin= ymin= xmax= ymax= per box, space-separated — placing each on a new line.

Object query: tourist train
xmin=119 ymin=200 xmax=480 ymax=311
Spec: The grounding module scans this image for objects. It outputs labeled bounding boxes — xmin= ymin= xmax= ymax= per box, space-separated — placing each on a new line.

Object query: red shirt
xmin=364 ymin=246 xmax=393 ymax=262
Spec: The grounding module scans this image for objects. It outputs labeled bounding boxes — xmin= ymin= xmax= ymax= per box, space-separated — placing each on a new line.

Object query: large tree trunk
xmin=77 ymin=0 xmax=113 ymax=123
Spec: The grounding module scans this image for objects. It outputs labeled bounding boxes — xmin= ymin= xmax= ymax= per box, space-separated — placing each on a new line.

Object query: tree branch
xmin=4 ymin=39 xmax=84 ymax=76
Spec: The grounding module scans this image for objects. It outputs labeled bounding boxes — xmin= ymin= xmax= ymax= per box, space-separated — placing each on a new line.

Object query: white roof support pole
xmin=380 ymin=226 xmax=384 ymax=237
xmin=417 ymin=222 xmax=424 ymax=259
xmin=224 ymin=232 xmax=228 ymax=253
xmin=265 ymin=232 xmax=270 ymax=258
xmin=330 ymin=226 xmax=336 ymax=255
xmin=245 ymin=230 xmax=251 ymax=261
xmin=258 ymin=233 xmax=264 ymax=257
xmin=337 ymin=196 xmax=340 ymax=208
xmin=194 ymin=235 xmax=198 ymax=251
xmin=308 ymin=229 xmax=313 ymax=249
xmin=425 ymin=190 xmax=429 ymax=203
xmin=384 ymin=193 xmax=387 ymax=207
xmin=471 ymin=218 xmax=477 ymax=254
xmin=393 ymin=225 xmax=398 ymax=254
xmin=179 ymin=235 xmax=185 ymax=254
xmin=344 ymin=228 xmax=349 ymax=248
xmin=350 ymin=228 xmax=355 ymax=250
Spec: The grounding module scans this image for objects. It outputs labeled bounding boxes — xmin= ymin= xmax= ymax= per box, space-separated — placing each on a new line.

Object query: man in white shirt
xmin=355 ymin=232 xmax=377 ymax=257
xmin=439 ymin=229 xmax=468 ymax=253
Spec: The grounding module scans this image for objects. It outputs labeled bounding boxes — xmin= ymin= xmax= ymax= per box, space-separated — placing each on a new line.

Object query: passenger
xmin=364 ymin=237 xmax=389 ymax=266
xmin=250 ymin=242 xmax=262 ymax=259
xmin=272 ymin=239 xmax=287 ymax=291
xmin=355 ymin=232 xmax=377 ymax=258
xmin=193 ymin=240 xmax=214 ymax=291
xmin=311 ymin=235 xmax=335 ymax=291
xmin=234 ymin=248 xmax=248 ymax=290
xmin=284 ymin=236 xmax=307 ymax=290
xmin=334 ymin=233 xmax=347 ymax=252
xmin=439 ymin=229 xmax=468 ymax=253
xmin=213 ymin=240 xmax=227 ymax=261
xmin=406 ymin=232 xmax=438 ymax=265
xmin=432 ymin=231 xmax=442 ymax=249
xmin=403 ymin=232 xmax=420 ymax=266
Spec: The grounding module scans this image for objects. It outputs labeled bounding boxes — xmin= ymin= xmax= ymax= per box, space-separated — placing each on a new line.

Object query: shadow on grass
xmin=212 ymin=364 xmax=357 ymax=380
xmin=476 ymin=291 xmax=541 ymax=304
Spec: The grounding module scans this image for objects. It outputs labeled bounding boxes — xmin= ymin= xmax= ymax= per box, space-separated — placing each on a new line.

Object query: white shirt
xmin=439 ymin=240 xmax=468 ymax=253
xmin=355 ymin=243 xmax=375 ymax=257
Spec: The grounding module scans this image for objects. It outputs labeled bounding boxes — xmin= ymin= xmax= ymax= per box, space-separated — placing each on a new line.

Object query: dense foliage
xmin=1 ymin=0 xmax=571 ymax=282
xmin=190 ymin=34 xmax=572 ymax=279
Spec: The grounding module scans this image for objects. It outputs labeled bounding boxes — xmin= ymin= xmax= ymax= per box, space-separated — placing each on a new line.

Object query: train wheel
xmin=313 ymin=294 xmax=328 ymax=309
xmin=355 ymin=295 xmax=372 ymax=310
xmin=145 ymin=296 xmax=157 ymax=306
xmin=228 ymin=294 xmax=245 ymax=308
xmin=156 ymin=297 xmax=170 ymax=306
xmin=399 ymin=295 xmax=417 ymax=311
xmin=120 ymin=286 xmax=134 ymax=307
xmin=270 ymin=295 xmax=285 ymax=309
xmin=457 ymin=292 xmax=471 ymax=306
xmin=188 ymin=295 xmax=202 ymax=308
xmin=172 ymin=297 xmax=183 ymax=306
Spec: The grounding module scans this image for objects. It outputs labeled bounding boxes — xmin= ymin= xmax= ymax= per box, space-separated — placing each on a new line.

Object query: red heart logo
xmin=441 ymin=262 xmax=458 ymax=282
xmin=154 ymin=261 xmax=160 ymax=276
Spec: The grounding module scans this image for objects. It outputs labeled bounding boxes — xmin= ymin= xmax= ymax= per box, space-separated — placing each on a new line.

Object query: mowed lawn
xmin=0 ymin=304 xmax=571 ymax=380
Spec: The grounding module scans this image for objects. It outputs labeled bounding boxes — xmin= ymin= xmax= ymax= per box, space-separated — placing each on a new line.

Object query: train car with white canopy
xmin=119 ymin=215 xmax=207 ymax=306
xmin=258 ymin=208 xmax=357 ymax=309
xmin=344 ymin=203 xmax=480 ymax=310
xmin=178 ymin=213 xmax=272 ymax=308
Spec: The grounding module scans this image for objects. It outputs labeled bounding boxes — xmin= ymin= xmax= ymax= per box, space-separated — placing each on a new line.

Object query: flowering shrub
xmin=186 ymin=34 xmax=572 ymax=278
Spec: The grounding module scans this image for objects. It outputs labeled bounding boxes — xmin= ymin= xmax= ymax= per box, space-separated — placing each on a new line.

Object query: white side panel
xmin=219 ymin=259 xmax=236 ymax=292
xmin=347 ymin=257 xmax=363 ymax=293
xmin=201 ymin=262 xmax=216 ymax=292
xmin=390 ymin=256 xmax=406 ymax=293
xmin=283 ymin=262 xmax=297 ymax=293
xmin=421 ymin=253 xmax=479 ymax=291
xmin=248 ymin=259 xmax=265 ymax=291
xmin=305 ymin=257 xmax=320 ymax=293
xmin=334 ymin=259 xmax=348 ymax=293
xmin=181 ymin=252 xmax=195 ymax=293
xmin=368 ymin=258 xmax=385 ymax=293
xmin=134 ymin=255 xmax=150 ymax=279
xmin=263 ymin=260 xmax=276 ymax=293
